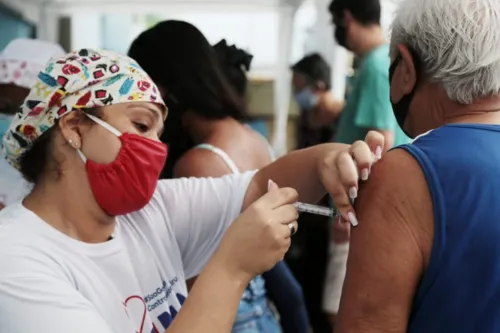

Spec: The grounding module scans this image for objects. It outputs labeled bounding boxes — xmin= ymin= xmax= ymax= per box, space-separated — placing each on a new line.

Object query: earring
xmin=68 ymin=138 xmax=79 ymax=148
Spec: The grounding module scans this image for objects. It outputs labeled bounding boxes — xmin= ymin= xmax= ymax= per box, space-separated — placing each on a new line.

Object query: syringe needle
xmin=293 ymin=202 xmax=336 ymax=217
xmin=293 ymin=201 xmax=357 ymax=226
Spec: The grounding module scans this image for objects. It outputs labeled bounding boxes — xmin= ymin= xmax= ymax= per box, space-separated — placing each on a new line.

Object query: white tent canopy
xmin=2 ymin=0 xmax=396 ymax=155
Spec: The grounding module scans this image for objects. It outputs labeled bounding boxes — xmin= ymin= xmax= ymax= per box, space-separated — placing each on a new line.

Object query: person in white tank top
xmin=126 ymin=20 xmax=384 ymax=333
xmin=131 ymin=22 xmax=308 ymax=333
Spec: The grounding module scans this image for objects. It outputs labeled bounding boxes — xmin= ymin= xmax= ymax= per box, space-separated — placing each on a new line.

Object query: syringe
xmin=293 ymin=202 xmax=336 ymax=217
xmin=293 ymin=200 xmax=357 ymax=226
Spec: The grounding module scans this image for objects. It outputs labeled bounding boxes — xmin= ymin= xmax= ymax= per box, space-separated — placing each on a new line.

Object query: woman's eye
xmin=133 ymin=122 xmax=149 ymax=133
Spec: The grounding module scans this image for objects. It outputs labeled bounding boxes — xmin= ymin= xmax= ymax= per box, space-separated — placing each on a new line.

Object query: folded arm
xmin=335 ymin=149 xmax=434 ymax=333
xmin=308 ymin=95 xmax=344 ymax=129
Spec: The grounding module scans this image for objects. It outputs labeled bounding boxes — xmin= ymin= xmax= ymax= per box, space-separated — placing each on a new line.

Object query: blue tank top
xmin=399 ymin=124 xmax=500 ymax=333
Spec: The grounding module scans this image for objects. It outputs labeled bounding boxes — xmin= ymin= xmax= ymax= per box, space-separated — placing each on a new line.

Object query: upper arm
xmin=336 ymin=149 xmax=434 ymax=333
xmin=354 ymin=65 xmax=394 ymax=131
xmin=173 ymin=148 xmax=232 ymax=178
xmin=309 ymin=96 xmax=343 ymax=129
xmin=155 ymin=172 xmax=256 ymax=279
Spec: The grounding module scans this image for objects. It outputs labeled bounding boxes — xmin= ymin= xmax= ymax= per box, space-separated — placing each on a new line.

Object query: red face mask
xmin=78 ymin=114 xmax=167 ymax=216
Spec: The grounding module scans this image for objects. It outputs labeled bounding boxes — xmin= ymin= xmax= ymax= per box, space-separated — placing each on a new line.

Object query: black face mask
xmin=388 ymin=52 xmax=418 ymax=138
xmin=334 ymin=25 xmax=348 ymax=49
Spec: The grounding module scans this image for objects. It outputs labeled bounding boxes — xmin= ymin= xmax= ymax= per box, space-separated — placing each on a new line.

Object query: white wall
xmin=171 ymin=10 xmax=280 ymax=74
xmin=70 ymin=13 xmax=102 ymax=51
xmin=289 ymin=0 xmax=317 ymax=63
xmin=101 ymin=14 xmax=135 ymax=54
xmin=381 ymin=0 xmax=398 ymax=38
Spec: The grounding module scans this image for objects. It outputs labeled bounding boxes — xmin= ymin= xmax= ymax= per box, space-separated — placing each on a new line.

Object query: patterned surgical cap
xmin=2 ymin=48 xmax=165 ymax=170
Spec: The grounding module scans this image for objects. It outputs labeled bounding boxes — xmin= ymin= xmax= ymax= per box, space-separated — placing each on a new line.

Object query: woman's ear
xmin=57 ymin=110 xmax=87 ymax=148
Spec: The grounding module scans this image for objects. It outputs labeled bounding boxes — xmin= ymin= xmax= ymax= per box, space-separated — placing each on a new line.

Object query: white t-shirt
xmin=0 ymin=158 xmax=32 ymax=206
xmin=0 ymin=171 xmax=255 ymax=333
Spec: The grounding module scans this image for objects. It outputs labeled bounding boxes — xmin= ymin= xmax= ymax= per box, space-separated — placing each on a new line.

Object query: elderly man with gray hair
xmin=335 ymin=0 xmax=500 ymax=332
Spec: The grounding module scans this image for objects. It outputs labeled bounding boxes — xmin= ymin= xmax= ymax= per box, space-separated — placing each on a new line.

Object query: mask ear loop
xmin=85 ymin=113 xmax=122 ymax=137
xmin=76 ymin=148 xmax=87 ymax=163
xmin=76 ymin=113 xmax=123 ymax=163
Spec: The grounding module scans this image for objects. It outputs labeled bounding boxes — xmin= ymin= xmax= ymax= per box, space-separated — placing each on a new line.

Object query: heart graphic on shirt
xmin=124 ymin=295 xmax=148 ymax=333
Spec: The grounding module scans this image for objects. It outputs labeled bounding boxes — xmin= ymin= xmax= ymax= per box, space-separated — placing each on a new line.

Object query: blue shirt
xmin=399 ymin=124 xmax=500 ymax=332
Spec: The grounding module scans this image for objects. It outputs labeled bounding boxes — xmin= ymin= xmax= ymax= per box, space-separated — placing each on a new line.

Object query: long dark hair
xmin=128 ymin=20 xmax=249 ymax=178
xmin=213 ymin=39 xmax=253 ymax=97
xmin=129 ymin=20 xmax=248 ymax=120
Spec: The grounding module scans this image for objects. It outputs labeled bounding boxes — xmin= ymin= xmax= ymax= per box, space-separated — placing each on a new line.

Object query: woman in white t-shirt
xmin=0 ymin=49 xmax=383 ymax=333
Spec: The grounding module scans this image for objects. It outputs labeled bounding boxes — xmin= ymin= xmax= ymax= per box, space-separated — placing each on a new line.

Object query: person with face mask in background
xmin=335 ymin=0 xmax=500 ymax=332
xmin=0 ymin=48 xmax=382 ymax=333
xmin=291 ymin=53 xmax=341 ymax=149
xmin=129 ymin=21 xmax=309 ymax=333
xmin=323 ymin=0 xmax=411 ymax=329
xmin=290 ymin=53 xmax=337 ymax=333
xmin=0 ymin=38 xmax=65 ymax=209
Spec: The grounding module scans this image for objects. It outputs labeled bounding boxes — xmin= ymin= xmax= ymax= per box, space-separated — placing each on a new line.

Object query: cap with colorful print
xmin=1 ymin=48 xmax=165 ymax=170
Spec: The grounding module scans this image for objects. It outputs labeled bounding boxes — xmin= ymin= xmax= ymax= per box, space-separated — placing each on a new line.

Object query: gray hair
xmin=390 ymin=0 xmax=500 ymax=104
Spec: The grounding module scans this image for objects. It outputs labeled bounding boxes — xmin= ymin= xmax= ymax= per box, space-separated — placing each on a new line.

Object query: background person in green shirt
xmin=322 ymin=0 xmax=411 ymax=330
xmin=335 ymin=44 xmax=409 ymax=147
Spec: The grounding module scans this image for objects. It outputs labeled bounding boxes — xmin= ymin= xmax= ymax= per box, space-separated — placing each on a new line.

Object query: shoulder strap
xmin=265 ymin=140 xmax=276 ymax=162
xmin=195 ymin=143 xmax=240 ymax=174
xmin=258 ymin=134 xmax=276 ymax=162
xmin=243 ymin=124 xmax=276 ymax=161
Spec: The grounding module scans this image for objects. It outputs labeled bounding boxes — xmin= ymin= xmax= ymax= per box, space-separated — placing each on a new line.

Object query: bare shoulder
xmin=244 ymin=128 xmax=274 ymax=164
xmin=335 ymin=148 xmax=434 ymax=333
xmin=364 ymin=148 xmax=424 ymax=192
xmin=173 ymin=148 xmax=233 ymax=178
xmin=357 ymin=147 xmax=433 ymax=251
xmin=361 ymin=148 xmax=431 ymax=213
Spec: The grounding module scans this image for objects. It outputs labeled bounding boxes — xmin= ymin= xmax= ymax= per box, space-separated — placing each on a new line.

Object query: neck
xmin=444 ymin=99 xmax=500 ymax=125
xmin=24 ymin=172 xmax=115 ymax=243
xmin=185 ymin=111 xmax=239 ymax=144
xmin=413 ymin=90 xmax=500 ymax=134
xmin=353 ymin=25 xmax=386 ymax=58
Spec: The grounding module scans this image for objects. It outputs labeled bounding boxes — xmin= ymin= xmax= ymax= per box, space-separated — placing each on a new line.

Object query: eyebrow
xmin=128 ymin=103 xmax=162 ymax=116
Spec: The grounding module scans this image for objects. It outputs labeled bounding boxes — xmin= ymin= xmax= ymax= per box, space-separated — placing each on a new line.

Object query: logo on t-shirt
xmin=125 ymin=277 xmax=186 ymax=333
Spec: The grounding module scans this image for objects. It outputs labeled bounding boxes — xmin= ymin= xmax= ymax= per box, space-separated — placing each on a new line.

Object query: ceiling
xmin=0 ymin=0 xmax=306 ymax=18
xmin=2 ymin=0 xmax=304 ymax=9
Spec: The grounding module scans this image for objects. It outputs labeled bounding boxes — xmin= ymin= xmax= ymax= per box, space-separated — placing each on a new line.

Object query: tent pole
xmin=272 ymin=5 xmax=296 ymax=156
